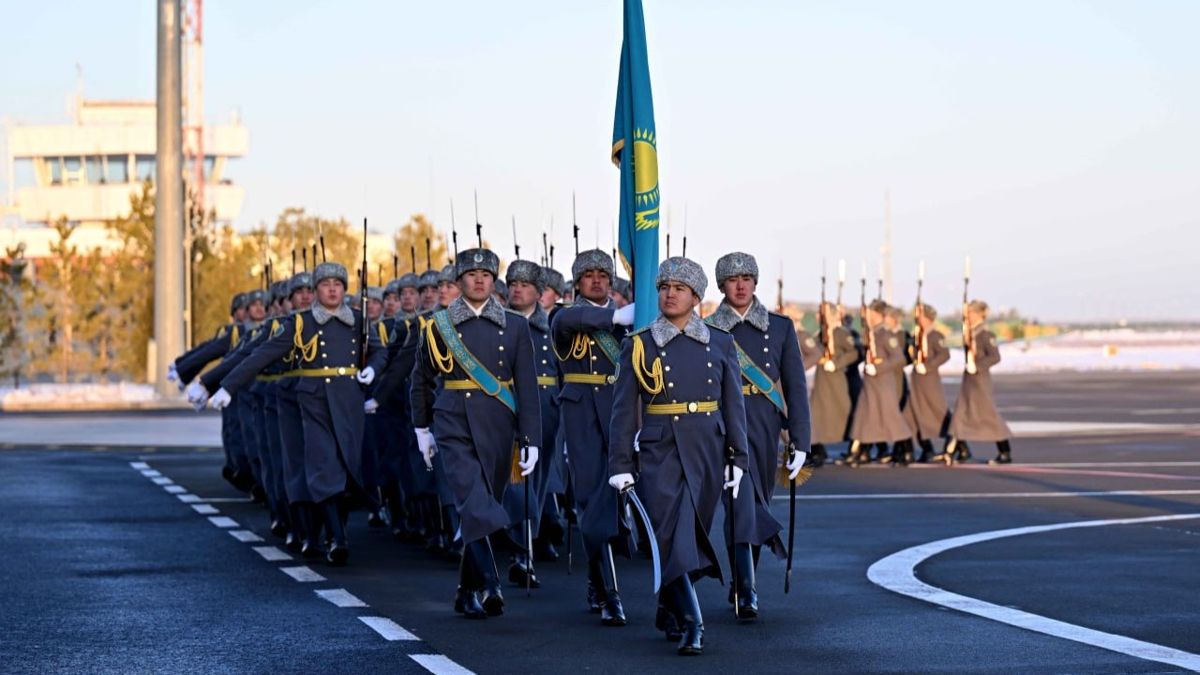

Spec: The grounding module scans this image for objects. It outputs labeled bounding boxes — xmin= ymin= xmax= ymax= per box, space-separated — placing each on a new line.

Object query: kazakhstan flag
xmin=612 ymin=0 xmax=660 ymax=330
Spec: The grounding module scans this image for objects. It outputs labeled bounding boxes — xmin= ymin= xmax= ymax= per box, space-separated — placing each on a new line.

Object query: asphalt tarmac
xmin=2 ymin=371 xmax=1198 ymax=674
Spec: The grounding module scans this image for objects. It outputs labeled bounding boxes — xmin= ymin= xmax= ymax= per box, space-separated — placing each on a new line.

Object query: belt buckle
xmin=337 ymin=367 xmax=346 ymax=375
xmin=606 ymin=374 xmax=617 ymax=385
xmin=686 ymin=401 xmax=698 ymax=414
xmin=750 ymin=384 xmax=759 ymax=394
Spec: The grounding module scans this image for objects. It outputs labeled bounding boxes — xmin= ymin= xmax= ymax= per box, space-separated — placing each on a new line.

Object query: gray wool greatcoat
xmin=949 ymin=328 xmax=1012 ymax=442
xmin=848 ymin=325 xmax=913 ymax=444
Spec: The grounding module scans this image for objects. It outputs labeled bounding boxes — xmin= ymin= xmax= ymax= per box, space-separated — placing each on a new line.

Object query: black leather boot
xmin=285 ymin=503 xmax=303 ymax=553
xmin=321 ymin=498 xmax=349 ymax=566
xmin=656 ymin=591 xmax=683 ymax=641
xmin=423 ymin=496 xmax=448 ymax=554
xmin=600 ymin=548 xmax=627 ymax=626
xmin=455 ymin=548 xmax=486 ymax=619
xmin=586 ymin=555 xmax=605 ymax=613
xmin=670 ymin=577 xmax=704 ymax=655
xmin=732 ymin=543 xmax=758 ymax=621
xmin=806 ymin=444 xmax=827 ymax=468
xmin=989 ymin=440 xmax=1013 ymax=465
xmin=917 ymin=439 xmax=935 ymax=463
xmin=508 ymin=553 xmax=541 ymax=589
xmin=295 ymin=502 xmax=323 ymax=559
xmin=956 ymin=440 xmax=973 ymax=463
xmin=471 ymin=538 xmax=504 ymax=616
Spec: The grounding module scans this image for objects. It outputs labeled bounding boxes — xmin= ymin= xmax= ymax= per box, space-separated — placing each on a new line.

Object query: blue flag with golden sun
xmin=612 ymin=0 xmax=660 ymax=330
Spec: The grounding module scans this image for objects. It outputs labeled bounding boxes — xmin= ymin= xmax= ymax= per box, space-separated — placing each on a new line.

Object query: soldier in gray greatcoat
xmin=946 ymin=300 xmax=1013 ymax=464
xmin=845 ymin=300 xmax=912 ymax=467
xmin=907 ymin=303 xmax=952 ymax=462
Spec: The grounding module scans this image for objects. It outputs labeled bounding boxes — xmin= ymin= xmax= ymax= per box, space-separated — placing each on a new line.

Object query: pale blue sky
xmin=2 ymin=0 xmax=1197 ymax=320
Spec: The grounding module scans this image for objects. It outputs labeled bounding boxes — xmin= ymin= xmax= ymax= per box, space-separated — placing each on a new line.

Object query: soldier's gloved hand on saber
xmin=612 ymin=303 xmax=636 ymax=327
xmin=608 ymin=473 xmax=635 ymax=491
xmin=823 ymin=360 xmax=836 ymax=372
xmin=965 ymin=353 xmax=977 ymax=375
xmin=415 ymin=427 xmax=437 ymax=469
xmin=723 ymin=464 xmax=744 ymax=499
xmin=915 ymin=362 xmax=927 ymax=375
xmin=355 ymin=366 xmax=376 ymax=386
xmin=865 ymin=363 xmax=877 ymax=377
xmin=208 ymin=388 xmax=232 ymax=411
xmin=518 ymin=446 xmax=540 ymax=476
xmin=185 ymin=382 xmax=209 ymax=411
xmin=364 ymin=398 xmax=379 ymax=414
xmin=786 ymin=451 xmax=808 ymax=480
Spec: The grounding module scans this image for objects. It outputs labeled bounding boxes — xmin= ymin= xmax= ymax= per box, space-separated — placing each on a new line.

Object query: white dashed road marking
xmin=867 ymin=513 xmax=1200 ymax=672
xmin=315 ymin=589 xmax=368 ymax=607
xmin=280 ymin=566 xmax=326 ymax=583
xmin=410 ymin=654 xmax=476 ymax=674
xmin=164 ymin=485 xmax=187 ymax=494
xmin=252 ymin=546 xmax=293 ymax=562
xmin=191 ymin=504 xmax=220 ymax=515
xmin=208 ymin=516 xmax=239 ymax=528
xmin=177 ymin=494 xmax=203 ymax=503
xmin=229 ymin=530 xmax=264 ymax=543
xmin=151 ymin=476 xmax=174 ymax=485
xmin=358 ymin=616 xmax=419 ymax=641
xmin=129 ymin=461 xmax=150 ymax=470
xmin=140 ymin=469 xmax=162 ymax=477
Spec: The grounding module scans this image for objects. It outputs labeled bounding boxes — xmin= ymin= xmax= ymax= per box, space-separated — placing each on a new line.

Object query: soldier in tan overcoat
xmin=810 ymin=302 xmax=858 ymax=465
xmin=945 ymin=300 xmax=1013 ymax=464
xmin=907 ymin=303 xmax=952 ymax=462
xmin=844 ymin=300 xmax=912 ymax=467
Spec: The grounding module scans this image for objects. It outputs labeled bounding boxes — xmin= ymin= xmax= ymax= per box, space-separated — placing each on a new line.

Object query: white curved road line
xmin=867 ymin=513 xmax=1200 ymax=672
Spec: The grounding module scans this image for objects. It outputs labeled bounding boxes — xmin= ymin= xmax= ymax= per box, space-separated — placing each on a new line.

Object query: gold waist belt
xmin=443 ymin=378 xmax=513 ymax=391
xmin=562 ymin=373 xmax=616 ymax=385
xmin=537 ymin=376 xmax=558 ymax=387
xmin=293 ymin=366 xmax=359 ymax=378
xmin=645 ymin=400 xmax=719 ymax=415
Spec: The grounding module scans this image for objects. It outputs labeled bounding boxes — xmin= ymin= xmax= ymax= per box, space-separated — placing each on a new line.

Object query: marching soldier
xmin=705 ymin=252 xmax=810 ymax=620
xmin=946 ymin=300 xmax=1013 ymax=464
xmin=813 ymin=302 xmax=857 ymax=466
xmin=607 ymin=256 xmax=750 ymax=655
xmin=208 ymin=262 xmax=387 ymax=565
xmin=501 ymin=259 xmax=561 ymax=586
xmin=397 ymin=272 xmax=422 ymax=319
xmin=845 ymin=300 xmax=912 ymax=466
xmin=410 ymin=247 xmax=541 ymax=619
xmin=438 ymin=263 xmax=461 ymax=308
xmin=882 ymin=305 xmax=915 ymax=464
xmin=173 ymin=291 xmax=252 ymax=490
xmin=361 ymin=286 xmax=389 ymax=527
xmin=551 ymin=249 xmax=636 ymax=626
xmin=795 ymin=314 xmax=826 ymax=467
xmin=908 ymin=303 xmax=952 ymax=462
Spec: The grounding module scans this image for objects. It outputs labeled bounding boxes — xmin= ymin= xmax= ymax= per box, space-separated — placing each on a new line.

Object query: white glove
xmin=966 ymin=362 xmax=978 ymax=375
xmin=723 ymin=464 xmax=744 ymax=499
xmin=186 ymin=382 xmax=209 ymax=411
xmin=915 ymin=362 xmax=927 ymax=375
xmin=356 ymin=366 xmax=375 ymax=385
xmin=823 ymin=360 xmax=836 ymax=372
xmin=364 ymin=398 xmax=379 ymax=414
xmin=415 ymin=427 xmax=437 ymax=469
xmin=865 ymin=363 xmax=877 ymax=377
xmin=208 ymin=388 xmax=232 ymax=410
xmin=633 ymin=430 xmax=641 ymax=454
xmin=612 ymin=303 xmax=636 ymax=327
xmin=786 ymin=451 xmax=808 ymax=481
xmin=518 ymin=446 xmax=540 ymax=477
xmin=608 ymin=473 xmax=635 ymax=491
xmin=166 ymin=363 xmax=178 ymax=383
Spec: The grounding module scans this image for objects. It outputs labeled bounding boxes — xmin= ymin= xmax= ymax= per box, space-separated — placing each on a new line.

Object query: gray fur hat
xmin=715 ymin=251 xmax=759 ymax=287
xmin=541 ymin=267 xmax=568 ymax=296
xmin=493 ymin=279 xmax=508 ymax=298
xmin=269 ymin=280 xmax=289 ymax=304
xmin=397 ymin=272 xmax=420 ymax=291
xmin=571 ymin=249 xmax=614 ymax=283
xmin=454 ymin=248 xmax=500 ymax=279
xmin=439 ymin=263 xmax=457 ymax=284
xmin=611 ymin=277 xmax=632 ymax=300
xmin=505 ymin=259 xmax=545 ymax=293
xmin=383 ymin=279 xmax=401 ymax=297
xmin=313 ymin=262 xmax=349 ymax=288
xmin=418 ymin=269 xmax=441 ymax=290
xmin=288 ymin=272 xmax=313 ymax=295
xmin=246 ymin=289 xmax=269 ymax=306
xmin=230 ymin=292 xmax=248 ymax=314
xmin=366 ymin=286 xmax=384 ymax=303
xmin=656 ymin=256 xmax=707 ymax=299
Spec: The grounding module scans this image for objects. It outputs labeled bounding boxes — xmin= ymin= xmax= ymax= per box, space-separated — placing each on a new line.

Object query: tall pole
xmin=154 ymin=0 xmax=185 ymax=396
